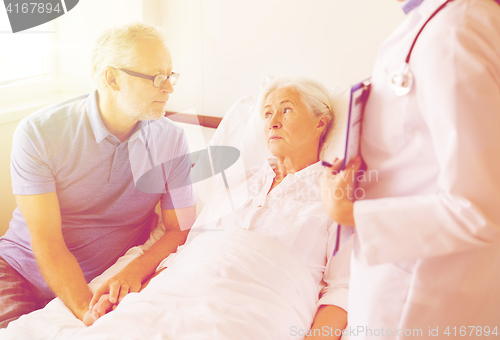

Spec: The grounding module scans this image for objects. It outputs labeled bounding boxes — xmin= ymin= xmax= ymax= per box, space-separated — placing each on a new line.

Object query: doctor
xmin=321 ymin=0 xmax=500 ymax=338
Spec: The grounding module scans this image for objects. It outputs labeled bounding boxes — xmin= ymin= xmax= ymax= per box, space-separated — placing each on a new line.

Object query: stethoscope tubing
xmin=391 ymin=0 xmax=456 ymax=96
xmin=405 ymin=0 xmax=455 ymax=64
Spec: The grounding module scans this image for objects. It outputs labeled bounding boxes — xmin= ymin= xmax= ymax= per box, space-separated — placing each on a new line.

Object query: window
xmin=0 ymin=11 xmax=57 ymax=105
xmin=0 ymin=32 xmax=52 ymax=86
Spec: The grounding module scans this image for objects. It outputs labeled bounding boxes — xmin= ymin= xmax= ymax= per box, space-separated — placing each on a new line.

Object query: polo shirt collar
xmin=86 ymin=90 xmax=146 ymax=144
xmin=129 ymin=120 xmax=150 ymax=144
xmin=86 ymin=90 xmax=113 ymax=144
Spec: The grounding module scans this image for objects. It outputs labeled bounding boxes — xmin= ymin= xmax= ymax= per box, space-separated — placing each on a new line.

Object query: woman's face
xmin=263 ymin=87 xmax=323 ymax=159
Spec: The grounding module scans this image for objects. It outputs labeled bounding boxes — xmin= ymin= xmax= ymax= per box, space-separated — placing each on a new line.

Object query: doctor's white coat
xmin=350 ymin=0 xmax=500 ymax=338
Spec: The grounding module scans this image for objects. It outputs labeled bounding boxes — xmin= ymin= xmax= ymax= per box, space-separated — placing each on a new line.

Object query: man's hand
xmin=320 ymin=157 xmax=362 ymax=226
xmin=89 ymin=267 xmax=143 ymax=310
xmin=88 ymin=206 xmax=195 ymax=312
xmin=86 ymin=266 xmax=168 ymax=324
xmin=16 ymin=192 xmax=94 ymax=322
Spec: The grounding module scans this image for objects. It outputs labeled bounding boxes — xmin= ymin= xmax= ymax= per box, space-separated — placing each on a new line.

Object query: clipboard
xmin=332 ymin=78 xmax=371 ymax=256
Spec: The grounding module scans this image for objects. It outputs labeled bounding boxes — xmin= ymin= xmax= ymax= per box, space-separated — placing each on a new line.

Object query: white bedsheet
xmin=0 ymin=245 xmax=144 ymax=340
xmin=1 ymin=229 xmax=318 ymax=340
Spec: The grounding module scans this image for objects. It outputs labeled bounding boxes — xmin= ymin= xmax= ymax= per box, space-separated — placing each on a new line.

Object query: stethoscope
xmin=390 ymin=0 xmax=455 ymax=96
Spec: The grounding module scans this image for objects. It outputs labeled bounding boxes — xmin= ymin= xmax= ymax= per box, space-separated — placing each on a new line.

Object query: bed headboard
xmin=165 ymin=111 xmax=221 ymax=158
xmin=165 ymin=111 xmax=222 ymax=129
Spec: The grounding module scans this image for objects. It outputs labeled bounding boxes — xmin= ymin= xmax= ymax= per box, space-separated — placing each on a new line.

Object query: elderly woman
xmin=47 ymin=77 xmax=351 ymax=340
xmin=254 ymin=77 xmax=350 ymax=338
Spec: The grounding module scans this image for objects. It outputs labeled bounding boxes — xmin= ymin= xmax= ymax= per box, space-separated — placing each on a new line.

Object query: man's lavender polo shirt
xmin=0 ymin=90 xmax=195 ymax=300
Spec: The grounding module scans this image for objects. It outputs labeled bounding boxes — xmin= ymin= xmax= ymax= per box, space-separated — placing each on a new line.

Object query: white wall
xmin=49 ymin=0 xmax=406 ymax=116
xmin=160 ymin=0 xmax=405 ymax=117
xmin=4 ymin=0 xmax=406 ymax=115
xmin=54 ymin=0 xmax=144 ymax=94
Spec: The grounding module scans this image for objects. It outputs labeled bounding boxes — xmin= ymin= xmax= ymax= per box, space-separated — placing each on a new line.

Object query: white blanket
xmin=1 ymin=229 xmax=318 ymax=340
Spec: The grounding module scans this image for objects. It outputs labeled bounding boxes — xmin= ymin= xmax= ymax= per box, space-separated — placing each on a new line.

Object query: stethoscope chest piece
xmin=388 ymin=0 xmax=456 ymax=96
xmin=390 ymin=62 xmax=413 ymax=96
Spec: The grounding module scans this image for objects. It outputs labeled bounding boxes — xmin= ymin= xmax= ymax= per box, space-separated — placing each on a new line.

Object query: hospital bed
xmin=0 ymin=84 xmax=350 ymax=340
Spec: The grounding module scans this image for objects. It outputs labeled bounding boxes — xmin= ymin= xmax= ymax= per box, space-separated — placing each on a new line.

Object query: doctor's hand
xmin=320 ymin=156 xmax=362 ymax=227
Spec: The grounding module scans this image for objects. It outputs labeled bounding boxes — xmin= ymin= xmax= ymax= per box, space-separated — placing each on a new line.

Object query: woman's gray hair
xmin=258 ymin=76 xmax=336 ymax=151
xmin=90 ymin=22 xmax=168 ymax=90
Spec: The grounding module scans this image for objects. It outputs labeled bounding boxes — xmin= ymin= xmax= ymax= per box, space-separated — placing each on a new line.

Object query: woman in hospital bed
xmin=3 ymin=77 xmax=352 ymax=340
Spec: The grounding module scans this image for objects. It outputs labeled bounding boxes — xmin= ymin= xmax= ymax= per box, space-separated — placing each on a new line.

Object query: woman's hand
xmin=83 ymin=294 xmax=116 ymax=326
xmin=305 ymin=305 xmax=347 ymax=340
xmin=320 ymin=157 xmax=362 ymax=226
xmin=84 ymin=267 xmax=166 ymax=326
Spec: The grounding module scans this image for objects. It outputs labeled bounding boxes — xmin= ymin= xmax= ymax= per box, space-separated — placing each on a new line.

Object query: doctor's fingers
xmin=342 ymin=157 xmax=363 ymax=186
xmin=321 ymin=157 xmax=361 ymax=182
xmin=321 ymin=158 xmax=362 ymax=200
xmin=321 ymin=167 xmax=352 ymax=187
xmin=321 ymin=157 xmax=343 ymax=175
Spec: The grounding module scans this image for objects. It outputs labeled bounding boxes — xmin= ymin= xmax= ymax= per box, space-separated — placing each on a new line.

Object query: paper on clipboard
xmin=332 ymin=78 xmax=371 ymax=256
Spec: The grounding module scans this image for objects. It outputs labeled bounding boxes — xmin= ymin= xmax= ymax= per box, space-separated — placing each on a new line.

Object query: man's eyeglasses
xmin=115 ymin=68 xmax=180 ymax=87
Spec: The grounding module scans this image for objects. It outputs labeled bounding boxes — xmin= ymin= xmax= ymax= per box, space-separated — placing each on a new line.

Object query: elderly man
xmin=0 ymin=22 xmax=196 ymax=327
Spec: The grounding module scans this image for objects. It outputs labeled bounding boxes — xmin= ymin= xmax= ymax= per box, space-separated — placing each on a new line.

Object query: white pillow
xmin=208 ymin=95 xmax=271 ymax=171
xmin=322 ymin=85 xmax=350 ymax=163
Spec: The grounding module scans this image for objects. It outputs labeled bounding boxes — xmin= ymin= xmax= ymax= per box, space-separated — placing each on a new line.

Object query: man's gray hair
xmin=258 ymin=76 xmax=336 ymax=151
xmin=90 ymin=22 xmax=168 ymax=90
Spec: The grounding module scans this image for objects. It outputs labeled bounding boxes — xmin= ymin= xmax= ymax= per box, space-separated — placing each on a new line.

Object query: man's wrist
xmin=75 ymin=305 xmax=90 ymax=321
xmin=73 ymin=294 xmax=93 ymax=321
